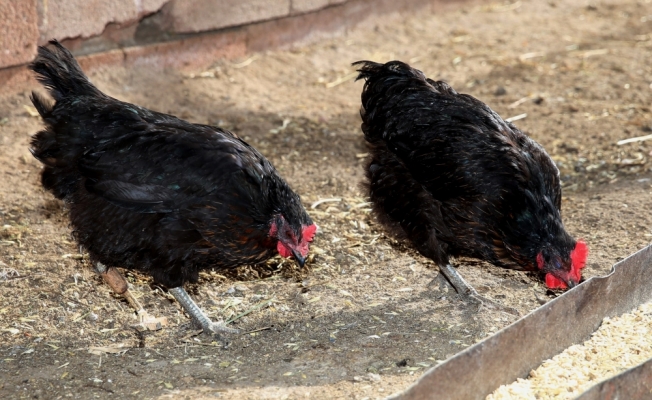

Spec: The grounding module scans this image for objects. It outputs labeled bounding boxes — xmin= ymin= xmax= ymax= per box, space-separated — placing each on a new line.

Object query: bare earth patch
xmin=1 ymin=0 xmax=652 ymax=399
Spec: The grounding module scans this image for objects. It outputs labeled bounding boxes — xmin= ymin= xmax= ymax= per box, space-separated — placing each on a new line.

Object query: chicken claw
xmin=438 ymin=264 xmax=521 ymax=316
xmin=133 ymin=310 xmax=168 ymax=332
xmin=96 ymin=262 xmax=167 ymax=331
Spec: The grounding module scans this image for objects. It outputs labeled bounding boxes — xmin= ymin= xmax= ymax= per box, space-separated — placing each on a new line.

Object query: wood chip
xmin=23 ymin=105 xmax=39 ymax=117
xmin=507 ymin=96 xmax=529 ymax=109
xmin=88 ymin=345 xmax=130 ymax=355
xmin=231 ymin=55 xmax=258 ymax=69
xmin=579 ymin=49 xmax=609 ymax=58
xmin=519 ymin=52 xmax=545 ymax=62
xmin=325 ymin=72 xmax=358 ymax=88
xmin=505 ymin=113 xmax=527 ymax=123
xmin=617 ymin=133 xmax=652 ymax=145
xmin=311 ymin=198 xmax=342 ymax=209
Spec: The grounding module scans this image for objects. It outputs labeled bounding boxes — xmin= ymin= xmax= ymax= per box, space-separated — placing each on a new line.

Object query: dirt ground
xmin=1 ymin=0 xmax=652 ymax=399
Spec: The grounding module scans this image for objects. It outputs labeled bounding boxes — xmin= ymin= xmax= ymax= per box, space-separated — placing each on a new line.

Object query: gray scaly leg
xmin=438 ymin=264 xmax=520 ymax=316
xmin=168 ymin=287 xmax=239 ymax=335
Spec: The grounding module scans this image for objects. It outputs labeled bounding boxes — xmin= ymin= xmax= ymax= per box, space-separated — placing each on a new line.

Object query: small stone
xmin=494 ymin=86 xmax=507 ymax=96
xmin=367 ymin=373 xmax=381 ymax=382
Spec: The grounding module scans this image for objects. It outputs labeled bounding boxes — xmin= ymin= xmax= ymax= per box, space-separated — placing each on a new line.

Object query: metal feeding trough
xmin=388 ymin=244 xmax=652 ymax=400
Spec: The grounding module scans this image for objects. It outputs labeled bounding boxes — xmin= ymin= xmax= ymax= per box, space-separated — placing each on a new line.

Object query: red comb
xmin=303 ymin=224 xmax=317 ymax=242
xmin=570 ymin=240 xmax=588 ymax=282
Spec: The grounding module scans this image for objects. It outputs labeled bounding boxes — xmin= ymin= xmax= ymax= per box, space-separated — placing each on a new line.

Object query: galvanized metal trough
xmin=388 ymin=244 xmax=652 ymax=400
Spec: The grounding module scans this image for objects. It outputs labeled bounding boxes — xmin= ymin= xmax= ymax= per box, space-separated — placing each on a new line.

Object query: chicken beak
xmin=566 ymin=279 xmax=578 ymax=289
xmin=291 ymin=250 xmax=306 ymax=268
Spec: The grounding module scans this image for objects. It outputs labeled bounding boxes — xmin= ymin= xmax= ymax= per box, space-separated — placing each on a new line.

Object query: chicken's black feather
xmin=29 ymin=40 xmax=313 ymax=288
xmin=355 ymin=60 xmax=578 ymax=282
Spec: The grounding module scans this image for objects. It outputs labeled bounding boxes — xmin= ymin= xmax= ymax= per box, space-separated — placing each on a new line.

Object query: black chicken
xmin=29 ymin=40 xmax=316 ymax=336
xmin=355 ymin=60 xmax=587 ymax=310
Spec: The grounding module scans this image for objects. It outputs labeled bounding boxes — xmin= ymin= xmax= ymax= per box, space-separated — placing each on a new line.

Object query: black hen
xmin=29 ymin=40 xmax=316 ymax=336
xmin=355 ymin=60 xmax=587 ymax=309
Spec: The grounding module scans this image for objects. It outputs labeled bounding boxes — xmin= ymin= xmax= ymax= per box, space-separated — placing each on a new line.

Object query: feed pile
xmin=488 ymin=301 xmax=652 ymax=399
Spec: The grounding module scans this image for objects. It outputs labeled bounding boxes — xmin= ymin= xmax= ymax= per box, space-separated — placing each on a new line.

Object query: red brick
xmin=0 ymin=0 xmax=38 ymax=68
xmin=163 ymin=0 xmax=291 ymax=33
xmin=247 ymin=0 xmax=433 ymax=52
xmin=0 ymin=64 xmax=36 ymax=93
xmin=139 ymin=0 xmax=169 ymax=16
xmin=75 ymin=48 xmax=127 ymax=72
xmin=3 ymin=0 xmax=445 ymax=98
xmin=291 ymin=0 xmax=330 ymax=14
xmin=123 ymin=29 xmax=247 ymax=71
xmin=46 ymin=0 xmax=137 ymax=39
xmin=40 ymin=0 xmax=140 ymax=42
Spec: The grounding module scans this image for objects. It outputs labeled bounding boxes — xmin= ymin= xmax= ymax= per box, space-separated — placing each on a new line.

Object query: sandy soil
xmin=1 ymin=0 xmax=652 ymax=399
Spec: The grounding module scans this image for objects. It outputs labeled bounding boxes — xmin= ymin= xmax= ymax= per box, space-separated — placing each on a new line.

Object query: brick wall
xmin=0 ymin=0 xmax=362 ymax=69
xmin=1 ymin=1 xmax=39 ymax=68
xmin=1 ymin=0 xmax=450 ymax=70
xmin=0 ymin=0 xmax=456 ymax=95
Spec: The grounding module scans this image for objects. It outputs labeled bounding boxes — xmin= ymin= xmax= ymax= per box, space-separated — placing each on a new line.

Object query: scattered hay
xmin=0 ymin=267 xmax=20 ymax=281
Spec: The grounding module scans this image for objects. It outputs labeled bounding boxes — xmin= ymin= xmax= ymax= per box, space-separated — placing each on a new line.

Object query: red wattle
xmin=545 ymin=273 xmax=567 ymax=289
xmin=277 ymin=241 xmax=292 ymax=258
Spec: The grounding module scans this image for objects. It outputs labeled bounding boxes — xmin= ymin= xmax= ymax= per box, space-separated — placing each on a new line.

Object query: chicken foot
xmin=95 ymin=262 xmax=167 ymax=331
xmin=437 ymin=264 xmax=520 ymax=316
xmin=168 ymin=287 xmax=240 ymax=337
